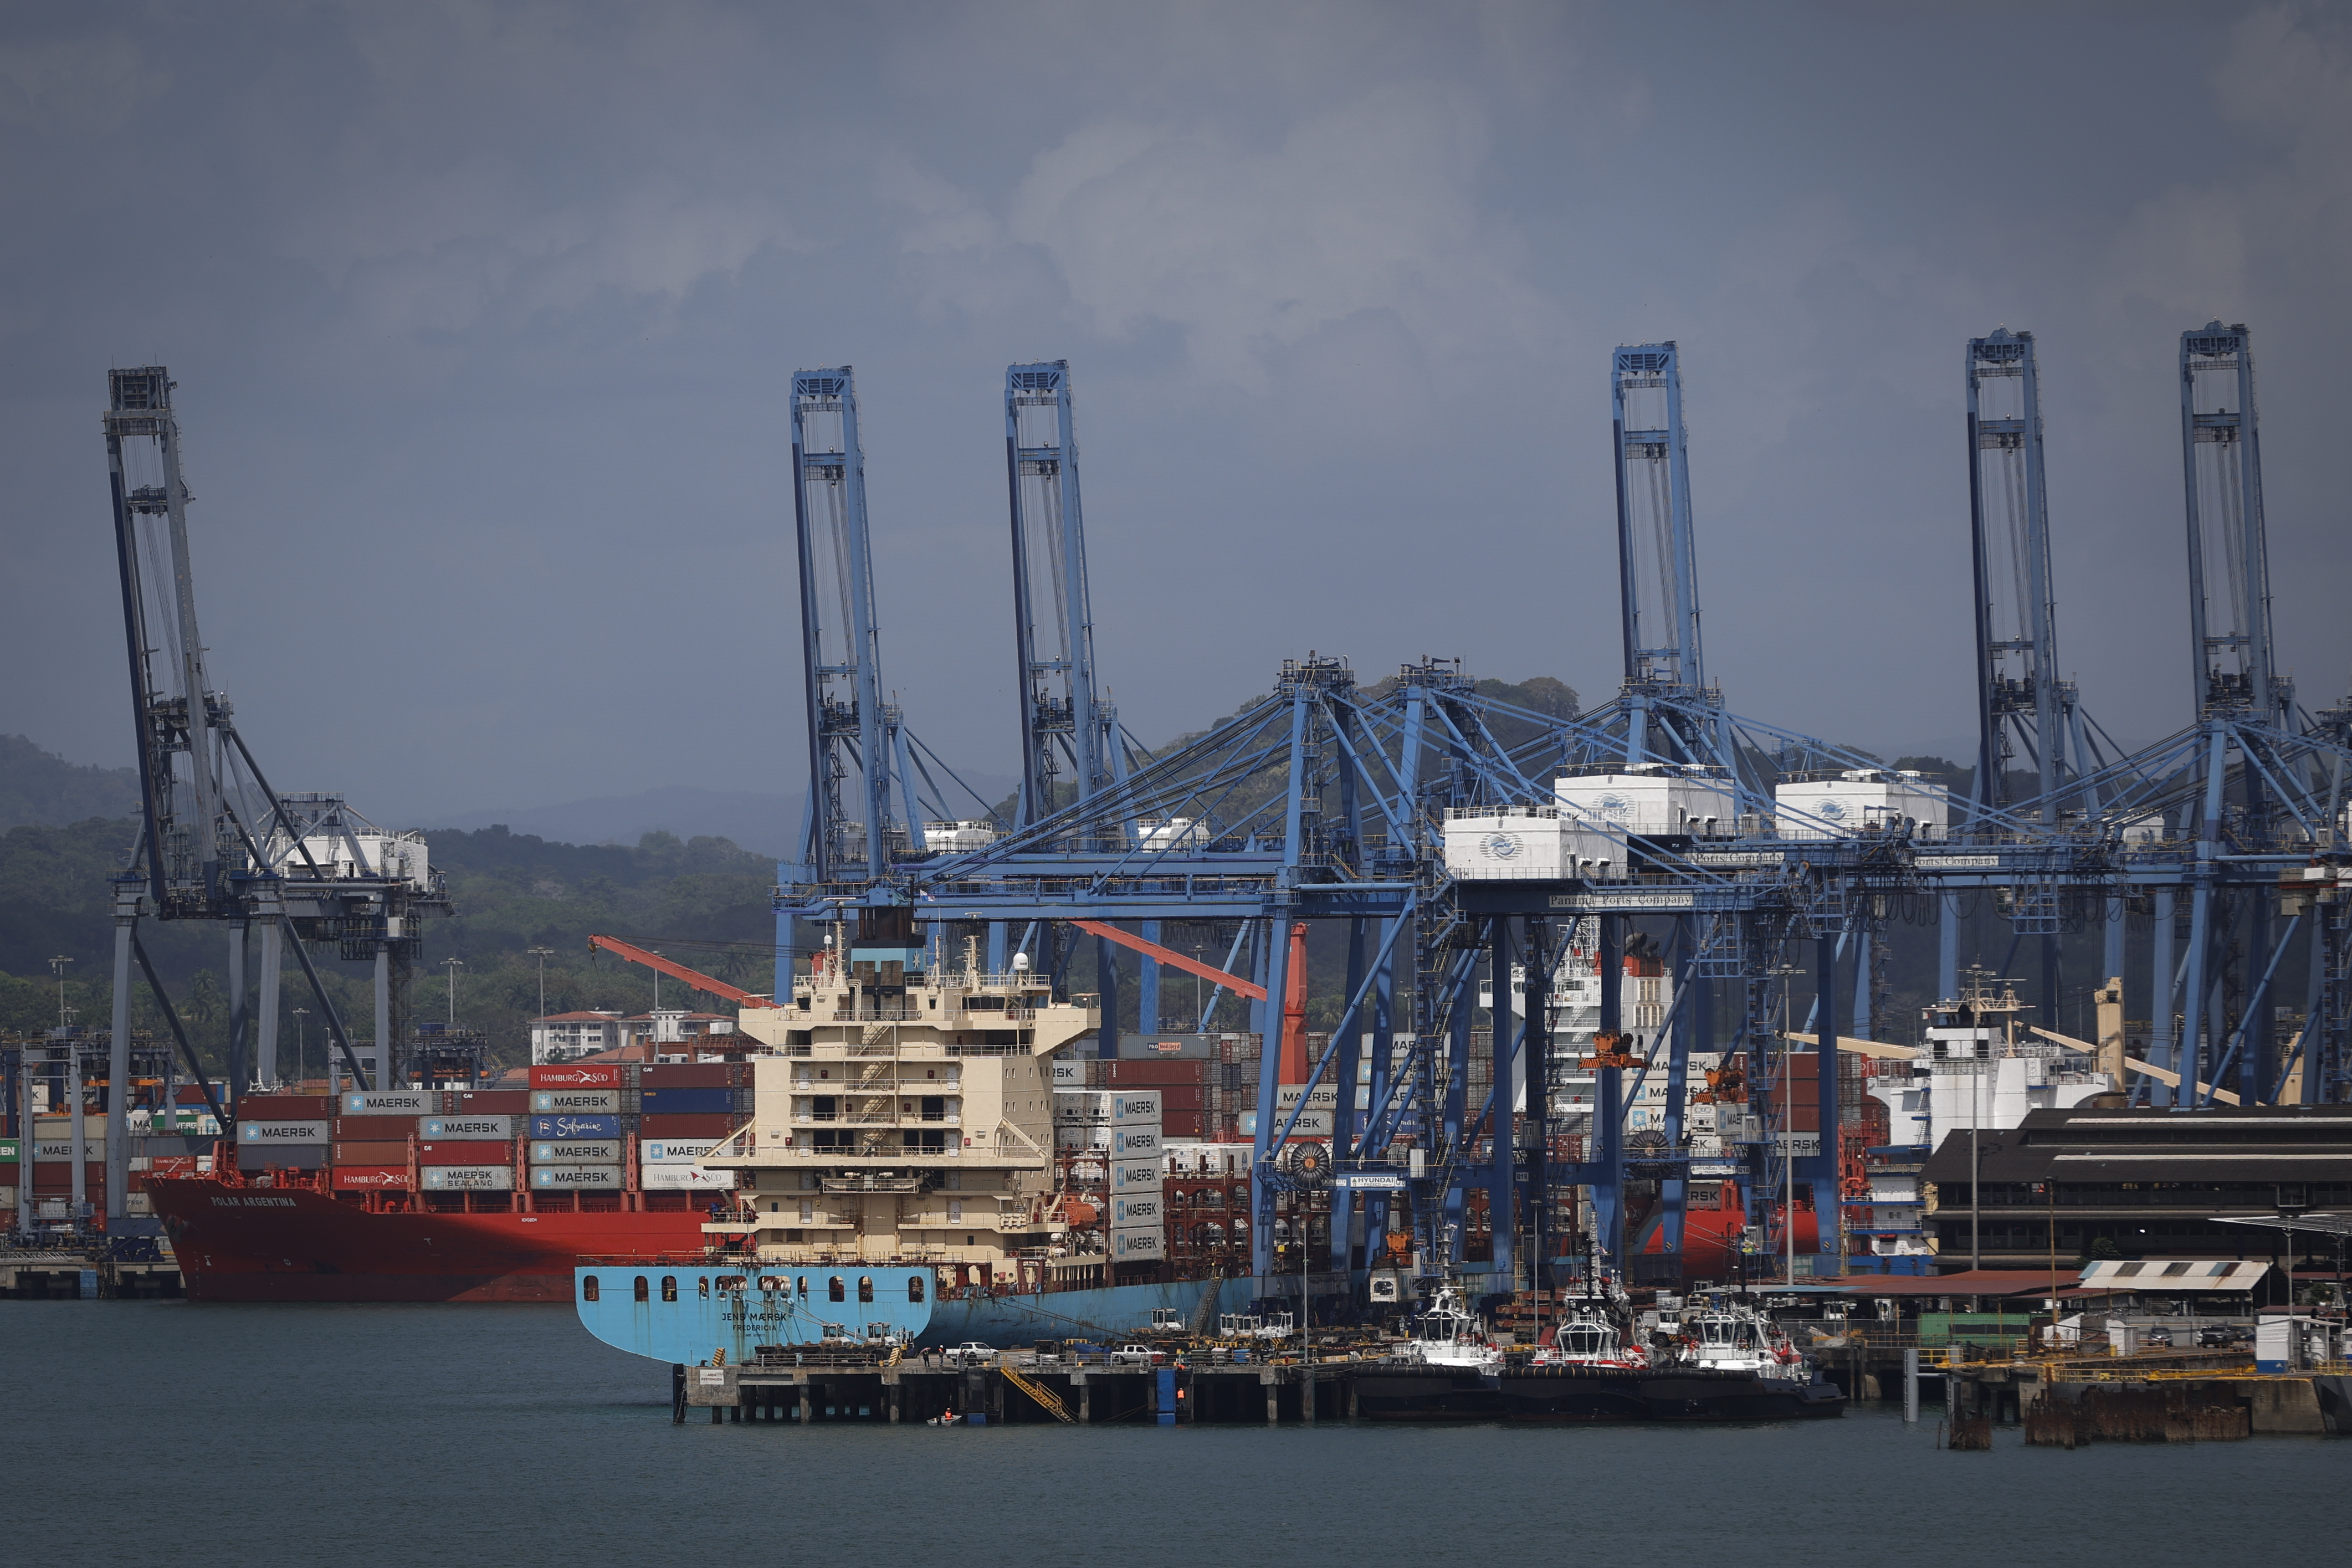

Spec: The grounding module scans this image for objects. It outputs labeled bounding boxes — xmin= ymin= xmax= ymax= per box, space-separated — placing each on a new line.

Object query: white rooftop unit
xmin=922 ymin=821 xmax=1000 ymax=853
xmin=1554 ymin=765 xmax=1735 ymax=838
xmin=1442 ymin=806 xmax=1625 ymax=880
xmin=1772 ymin=770 xmax=1950 ymax=841
xmin=1136 ymin=817 xmax=1207 ymax=850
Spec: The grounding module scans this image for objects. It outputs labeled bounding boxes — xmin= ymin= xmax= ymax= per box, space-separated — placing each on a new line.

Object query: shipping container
xmin=1111 ymin=1227 xmax=1166 ymax=1261
xmin=530 ymin=1113 xmax=623 ymax=1140
xmin=237 ymin=1094 xmax=335 ymax=1119
xmin=419 ymin=1141 xmax=513 ymax=1167
xmin=529 ymin=1140 xmax=623 ymax=1164
xmin=132 ymin=1135 xmax=212 ymax=1158
xmin=530 ymin=1089 xmax=621 ymax=1114
xmin=638 ymin=1165 xmax=737 ymax=1190
xmin=637 ymin=1085 xmax=731 ymax=1115
xmin=639 ymin=1063 xmax=730 ymax=1088
xmin=234 ymin=1145 xmax=324 ymax=1171
xmin=330 ymin=1115 xmax=419 ymax=1140
xmin=238 ymin=1119 xmax=330 ymax=1144
xmin=421 ymin=1165 xmax=514 ymax=1191
xmin=528 ymin=1062 xmax=624 ymax=1088
xmin=1101 ymin=1059 xmax=1208 ymax=1087
xmin=639 ymin=1113 xmax=739 ymax=1137
xmin=331 ymin=1165 xmax=414 ymax=1191
xmin=23 ymin=1162 xmax=108 ymax=1192
xmin=340 ymin=1090 xmax=438 ymax=1116
xmin=1151 ymin=1085 xmax=1207 ymax=1112
xmin=330 ymin=1140 xmax=411 ymax=1166
xmin=419 ymin=1115 xmax=513 ymax=1140
xmin=529 ymin=1164 xmax=622 ymax=1190
xmin=1162 ymin=1111 xmax=1207 ymax=1138
xmin=640 ymin=1139 xmax=725 ymax=1164
xmin=1110 ymin=1126 xmax=1161 ymax=1159
xmin=1109 ymin=1158 xmax=1161 ymax=1192
xmin=141 ymin=1155 xmax=204 ymax=1178
xmin=445 ymin=1090 xmax=531 ymax=1114
xmin=1109 ymin=1091 xmax=1162 ymax=1125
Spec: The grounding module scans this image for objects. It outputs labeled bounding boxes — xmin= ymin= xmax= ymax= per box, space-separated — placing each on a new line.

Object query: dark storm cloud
xmin=2 ymin=1 xmax=2346 ymax=825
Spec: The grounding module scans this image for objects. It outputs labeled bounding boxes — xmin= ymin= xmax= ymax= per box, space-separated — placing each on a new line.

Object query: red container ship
xmin=147 ymin=1172 xmax=717 ymax=1303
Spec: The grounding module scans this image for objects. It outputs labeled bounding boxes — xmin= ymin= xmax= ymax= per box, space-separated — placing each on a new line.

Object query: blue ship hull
xmin=575 ymin=1261 xmax=1232 ymax=1365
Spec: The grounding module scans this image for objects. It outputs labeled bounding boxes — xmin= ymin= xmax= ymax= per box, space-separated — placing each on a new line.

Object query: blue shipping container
xmin=530 ymin=1113 xmax=622 ymax=1140
xmin=639 ymin=1087 xmax=734 ymax=1115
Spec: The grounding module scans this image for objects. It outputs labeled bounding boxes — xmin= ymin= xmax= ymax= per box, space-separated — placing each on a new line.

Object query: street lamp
xmin=291 ymin=1007 xmax=310 ymax=1081
xmin=442 ymin=956 xmax=465 ymax=1026
xmin=48 ymin=955 xmax=73 ymax=1028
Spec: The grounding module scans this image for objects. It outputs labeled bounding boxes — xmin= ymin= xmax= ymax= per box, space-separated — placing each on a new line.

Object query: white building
xmin=530 ymin=1010 xmax=628 ymax=1065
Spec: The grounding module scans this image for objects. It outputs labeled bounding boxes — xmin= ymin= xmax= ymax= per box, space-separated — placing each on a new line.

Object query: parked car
xmin=942 ymin=1342 xmax=996 ymax=1366
xmin=2141 ymin=1325 xmax=2174 ymax=1348
xmin=2197 ymin=1325 xmax=2246 ymax=1348
xmin=1109 ymin=1344 xmax=1164 ymax=1367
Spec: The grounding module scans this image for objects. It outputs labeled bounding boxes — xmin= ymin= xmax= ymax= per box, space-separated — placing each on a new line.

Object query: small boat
xmin=1354 ymin=1284 xmax=1510 ymax=1421
xmin=1502 ymin=1293 xmax=1844 ymax=1423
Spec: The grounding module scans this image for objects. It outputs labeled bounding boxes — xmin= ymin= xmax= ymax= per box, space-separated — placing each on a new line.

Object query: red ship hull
xmin=148 ymin=1177 xmax=710 ymax=1303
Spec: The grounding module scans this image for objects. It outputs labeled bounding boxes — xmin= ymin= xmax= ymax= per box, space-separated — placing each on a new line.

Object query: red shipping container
xmin=1103 ymin=1060 xmax=1207 ymax=1086
xmin=30 ymin=1163 xmax=109 ymax=1192
xmin=1152 ymin=1086 xmax=1207 ymax=1112
xmin=144 ymin=1156 xmax=202 ymax=1178
xmin=445 ymin=1090 xmax=530 ymax=1113
xmin=639 ymin=1064 xmax=730 ymax=1088
xmin=331 ymin=1140 xmax=411 ymax=1165
xmin=239 ymin=1094 xmax=335 ymax=1118
xmin=1161 ymin=1112 xmax=1206 ymax=1137
xmin=418 ymin=1140 xmax=516 ymax=1166
xmin=530 ymin=1062 xmax=624 ymax=1088
xmin=331 ymin=1116 xmax=419 ymax=1140
xmin=331 ymin=1165 xmax=414 ymax=1191
xmin=638 ymin=1113 xmax=740 ymax=1137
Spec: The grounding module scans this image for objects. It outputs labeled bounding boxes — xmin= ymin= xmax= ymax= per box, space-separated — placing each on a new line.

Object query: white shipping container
xmin=1055 ymin=1125 xmax=1111 ymax=1151
xmin=1108 ymin=1158 xmax=1161 ymax=1192
xmin=421 ymin=1165 xmax=514 ymax=1191
xmin=1110 ymin=1126 xmax=1161 ymax=1159
xmin=1275 ymin=1084 xmax=1340 ymax=1111
xmin=1110 ymin=1193 xmax=1164 ymax=1227
xmin=342 ymin=1091 xmax=437 ymax=1116
xmin=1053 ymin=1089 xmax=1110 ymax=1123
xmin=639 ymin=1165 xmax=738 ymax=1191
xmin=1109 ymin=1090 xmax=1161 ymax=1125
xmin=531 ymin=1090 xmax=621 ymax=1114
xmin=1049 ymin=1060 xmax=1087 ymax=1087
xmin=531 ymin=1141 xmax=623 ymax=1164
xmin=1111 ymin=1226 xmax=1165 ymax=1260
xmin=530 ymin=1164 xmax=623 ymax=1190
xmin=237 ymin=1120 xmax=329 ymax=1144
xmin=640 ymin=1139 xmax=724 ymax=1164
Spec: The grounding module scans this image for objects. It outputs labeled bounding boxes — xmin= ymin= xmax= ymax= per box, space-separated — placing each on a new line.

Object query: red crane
xmin=587 ymin=934 xmax=767 ymax=1009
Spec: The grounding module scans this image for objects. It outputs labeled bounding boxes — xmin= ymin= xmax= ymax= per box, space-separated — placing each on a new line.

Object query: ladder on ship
xmin=1000 ymin=1363 xmax=1077 ymax=1423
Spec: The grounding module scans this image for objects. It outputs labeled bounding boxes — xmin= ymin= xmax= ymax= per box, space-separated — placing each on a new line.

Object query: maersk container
xmin=341 ymin=1090 xmax=438 ymax=1116
xmin=421 ymin=1165 xmax=514 ymax=1191
xmin=421 ymin=1115 xmax=512 ymax=1140
xmin=530 ymin=1113 xmax=622 ymax=1140
xmin=530 ymin=1164 xmax=622 ymax=1190
xmin=530 ymin=1140 xmax=622 ymax=1164
xmin=640 ymin=1139 xmax=724 ymax=1164
xmin=238 ymin=1119 xmax=329 ymax=1144
xmin=531 ymin=1089 xmax=621 ymax=1114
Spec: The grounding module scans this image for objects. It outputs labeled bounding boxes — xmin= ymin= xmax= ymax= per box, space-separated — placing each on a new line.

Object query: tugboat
xmin=1354 ymin=1284 xmax=1509 ymax=1421
xmin=1631 ymin=1296 xmax=1846 ymax=1421
xmin=1500 ymin=1290 xmax=1846 ymax=1422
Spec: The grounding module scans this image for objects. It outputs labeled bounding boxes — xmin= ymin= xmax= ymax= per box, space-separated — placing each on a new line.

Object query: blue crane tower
xmin=791 ymin=366 xmax=909 ymax=888
xmin=1609 ymin=342 xmax=1723 ymax=767
xmin=1002 ymin=360 xmax=1155 ymax=1048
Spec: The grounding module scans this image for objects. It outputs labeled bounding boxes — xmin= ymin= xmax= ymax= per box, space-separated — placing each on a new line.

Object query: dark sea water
xmin=3 ymin=1300 xmax=2340 ymax=1566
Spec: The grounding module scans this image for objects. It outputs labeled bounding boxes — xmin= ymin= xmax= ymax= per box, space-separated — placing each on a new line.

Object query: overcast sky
xmin=3 ymin=1 xmax=2347 ymax=830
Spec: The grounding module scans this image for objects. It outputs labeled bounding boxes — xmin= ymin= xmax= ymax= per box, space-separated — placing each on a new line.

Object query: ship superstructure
xmin=718 ymin=929 xmax=1098 ymax=1283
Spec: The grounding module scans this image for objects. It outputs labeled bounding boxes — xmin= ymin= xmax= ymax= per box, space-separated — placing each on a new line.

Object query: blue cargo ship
xmin=574 ymin=1260 xmax=1231 ymax=1362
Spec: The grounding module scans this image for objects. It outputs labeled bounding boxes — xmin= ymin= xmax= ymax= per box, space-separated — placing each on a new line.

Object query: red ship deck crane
xmin=587 ymin=935 xmax=768 ymax=1010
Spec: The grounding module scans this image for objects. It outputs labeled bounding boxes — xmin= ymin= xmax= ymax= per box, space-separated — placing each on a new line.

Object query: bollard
xmin=1904 ymin=1347 xmax=1920 ymax=1424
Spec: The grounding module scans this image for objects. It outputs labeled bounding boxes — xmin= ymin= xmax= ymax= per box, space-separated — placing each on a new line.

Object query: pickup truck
xmin=1108 ymin=1344 xmax=1164 ymax=1367
xmin=941 ymin=1342 xmax=996 ymax=1367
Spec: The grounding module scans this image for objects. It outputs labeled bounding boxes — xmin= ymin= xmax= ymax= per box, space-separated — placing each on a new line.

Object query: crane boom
xmin=588 ymin=935 xmax=768 ymax=1009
